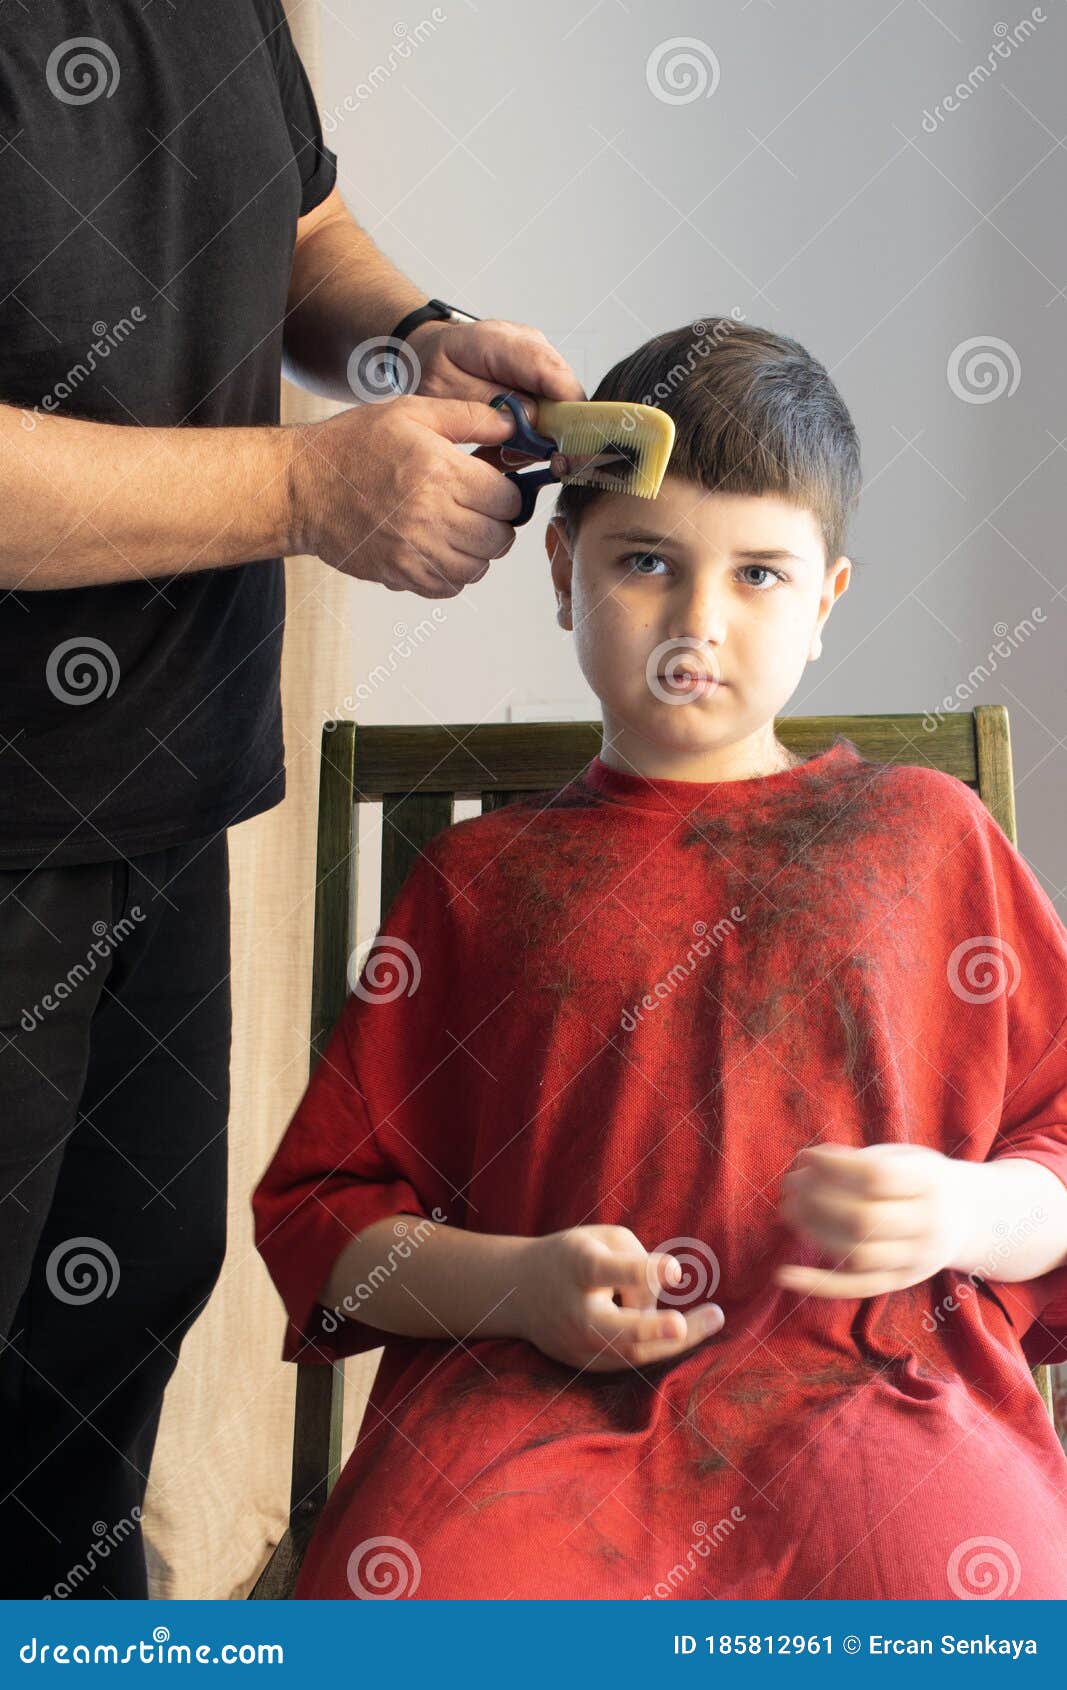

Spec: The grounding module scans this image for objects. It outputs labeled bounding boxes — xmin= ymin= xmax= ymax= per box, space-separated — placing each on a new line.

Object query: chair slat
xmin=381 ymin=792 xmax=454 ymax=916
xmin=480 ymin=790 xmax=527 ymax=812
xmin=346 ymin=713 xmax=979 ymax=799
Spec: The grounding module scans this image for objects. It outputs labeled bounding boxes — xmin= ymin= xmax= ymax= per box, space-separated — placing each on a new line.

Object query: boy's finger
xmin=784 ymin=1182 xmax=927 ymax=1243
xmin=626 ymin=1303 xmax=724 ymax=1365
xmin=650 ymin=1251 xmax=684 ymax=1292
xmin=615 ymin=1280 xmax=657 ymax=1313
xmin=799 ymin=1144 xmax=931 ymax=1199
xmin=594 ymin=1304 xmax=688 ymax=1346
xmin=774 ymin=1261 xmax=918 ymax=1298
xmin=578 ymin=1250 xmax=658 ymax=1294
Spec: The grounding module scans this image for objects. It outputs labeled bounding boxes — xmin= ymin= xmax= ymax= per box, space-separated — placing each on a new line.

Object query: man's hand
xmin=774 ymin=1142 xmax=975 ymax=1299
xmin=290 ymin=394 xmax=524 ymax=597
xmin=406 ymin=318 xmax=586 ymax=472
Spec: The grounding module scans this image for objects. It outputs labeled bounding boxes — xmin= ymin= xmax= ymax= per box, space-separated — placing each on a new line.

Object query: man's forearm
xmin=0 ymin=402 xmax=301 ymax=590
xmin=319 ymin=1215 xmax=532 ymax=1344
xmin=282 ymin=209 xmax=427 ymax=403
xmin=949 ymin=1155 xmax=1067 ymax=1281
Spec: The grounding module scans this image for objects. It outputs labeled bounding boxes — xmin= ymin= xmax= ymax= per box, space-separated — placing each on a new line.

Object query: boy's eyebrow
xmin=600 ymin=528 xmax=806 ymax=564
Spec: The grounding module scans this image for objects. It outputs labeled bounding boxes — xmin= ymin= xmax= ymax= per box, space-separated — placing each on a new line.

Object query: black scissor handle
xmin=488 ymin=391 xmax=558 ymax=456
xmin=489 ymin=392 xmax=562 ymax=527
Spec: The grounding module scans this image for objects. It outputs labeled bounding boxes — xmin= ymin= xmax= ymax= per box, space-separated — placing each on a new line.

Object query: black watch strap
xmin=384 ymin=298 xmax=480 ymax=393
xmin=390 ymin=297 xmax=480 ymax=342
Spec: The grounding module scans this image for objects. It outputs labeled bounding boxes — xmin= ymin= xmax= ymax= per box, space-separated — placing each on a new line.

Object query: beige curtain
xmin=141 ymin=0 xmax=373 ymax=1598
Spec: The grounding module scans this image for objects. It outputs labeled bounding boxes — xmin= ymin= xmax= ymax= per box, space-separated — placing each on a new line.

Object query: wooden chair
xmin=249 ymin=703 xmax=1058 ymax=1598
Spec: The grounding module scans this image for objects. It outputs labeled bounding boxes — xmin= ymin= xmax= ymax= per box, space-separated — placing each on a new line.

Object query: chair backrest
xmin=282 ymin=704 xmax=1049 ymax=1570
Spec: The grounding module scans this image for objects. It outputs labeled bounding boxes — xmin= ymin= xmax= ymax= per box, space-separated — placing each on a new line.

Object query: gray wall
xmin=319 ymin=0 xmax=1065 ymax=911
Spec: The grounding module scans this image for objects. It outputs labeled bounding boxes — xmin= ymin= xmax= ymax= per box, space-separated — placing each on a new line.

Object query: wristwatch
xmin=385 ymin=298 xmax=480 ymax=393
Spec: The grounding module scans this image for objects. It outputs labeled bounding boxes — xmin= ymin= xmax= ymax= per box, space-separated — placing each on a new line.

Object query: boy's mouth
xmin=657 ymin=669 xmax=726 ymax=693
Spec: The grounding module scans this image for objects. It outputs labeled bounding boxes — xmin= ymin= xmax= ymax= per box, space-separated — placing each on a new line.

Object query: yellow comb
xmin=534 ymin=399 xmax=675 ymax=500
xmin=488 ymin=393 xmax=676 ymax=525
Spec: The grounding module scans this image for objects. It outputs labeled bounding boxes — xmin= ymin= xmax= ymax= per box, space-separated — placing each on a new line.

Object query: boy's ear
xmin=545 ymin=518 xmax=574 ymax=631
xmin=809 ymin=555 xmax=852 ymax=661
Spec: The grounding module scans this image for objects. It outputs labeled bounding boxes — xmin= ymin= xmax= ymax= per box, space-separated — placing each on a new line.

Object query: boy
xmin=253 ymin=321 xmax=1067 ymax=1600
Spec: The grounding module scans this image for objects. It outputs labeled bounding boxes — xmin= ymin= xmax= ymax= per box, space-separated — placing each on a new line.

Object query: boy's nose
xmin=676 ymin=581 xmax=729 ymax=640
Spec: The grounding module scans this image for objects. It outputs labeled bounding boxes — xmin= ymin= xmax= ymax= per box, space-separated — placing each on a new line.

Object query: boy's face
xmin=545 ymin=476 xmax=852 ymax=777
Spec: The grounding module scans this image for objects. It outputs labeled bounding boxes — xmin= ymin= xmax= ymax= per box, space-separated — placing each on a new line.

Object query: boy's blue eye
xmin=740 ymin=564 xmax=786 ymax=589
xmin=623 ymin=552 xmax=670 ymax=576
xmin=621 ymin=554 xmax=787 ymax=588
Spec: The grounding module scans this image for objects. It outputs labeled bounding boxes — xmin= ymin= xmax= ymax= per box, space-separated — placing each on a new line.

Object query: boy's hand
xmin=516 ymin=1224 xmax=724 ymax=1373
xmin=774 ymin=1142 xmax=974 ymax=1298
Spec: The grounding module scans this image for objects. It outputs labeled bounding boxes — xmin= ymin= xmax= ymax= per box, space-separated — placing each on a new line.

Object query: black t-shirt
xmin=0 ymin=1 xmax=337 ymax=868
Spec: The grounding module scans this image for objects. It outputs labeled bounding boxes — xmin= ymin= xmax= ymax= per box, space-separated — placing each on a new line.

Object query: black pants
xmin=0 ymin=832 xmax=231 ymax=1598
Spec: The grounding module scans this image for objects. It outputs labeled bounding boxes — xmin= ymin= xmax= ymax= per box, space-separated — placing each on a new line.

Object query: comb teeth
xmin=563 ymin=468 xmax=656 ymax=499
xmin=534 ymin=399 xmax=675 ymax=501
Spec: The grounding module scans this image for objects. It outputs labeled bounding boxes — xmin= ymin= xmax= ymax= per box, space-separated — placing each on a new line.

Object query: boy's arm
xmin=776 ymin=1141 xmax=1067 ymax=1300
xmin=319 ymin=1216 xmax=534 ymax=1344
xmin=948 ymin=1155 xmax=1067 ymax=1281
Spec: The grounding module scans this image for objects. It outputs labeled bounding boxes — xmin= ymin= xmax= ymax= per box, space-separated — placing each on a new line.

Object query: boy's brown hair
xmin=552 ymin=318 xmax=862 ymax=568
